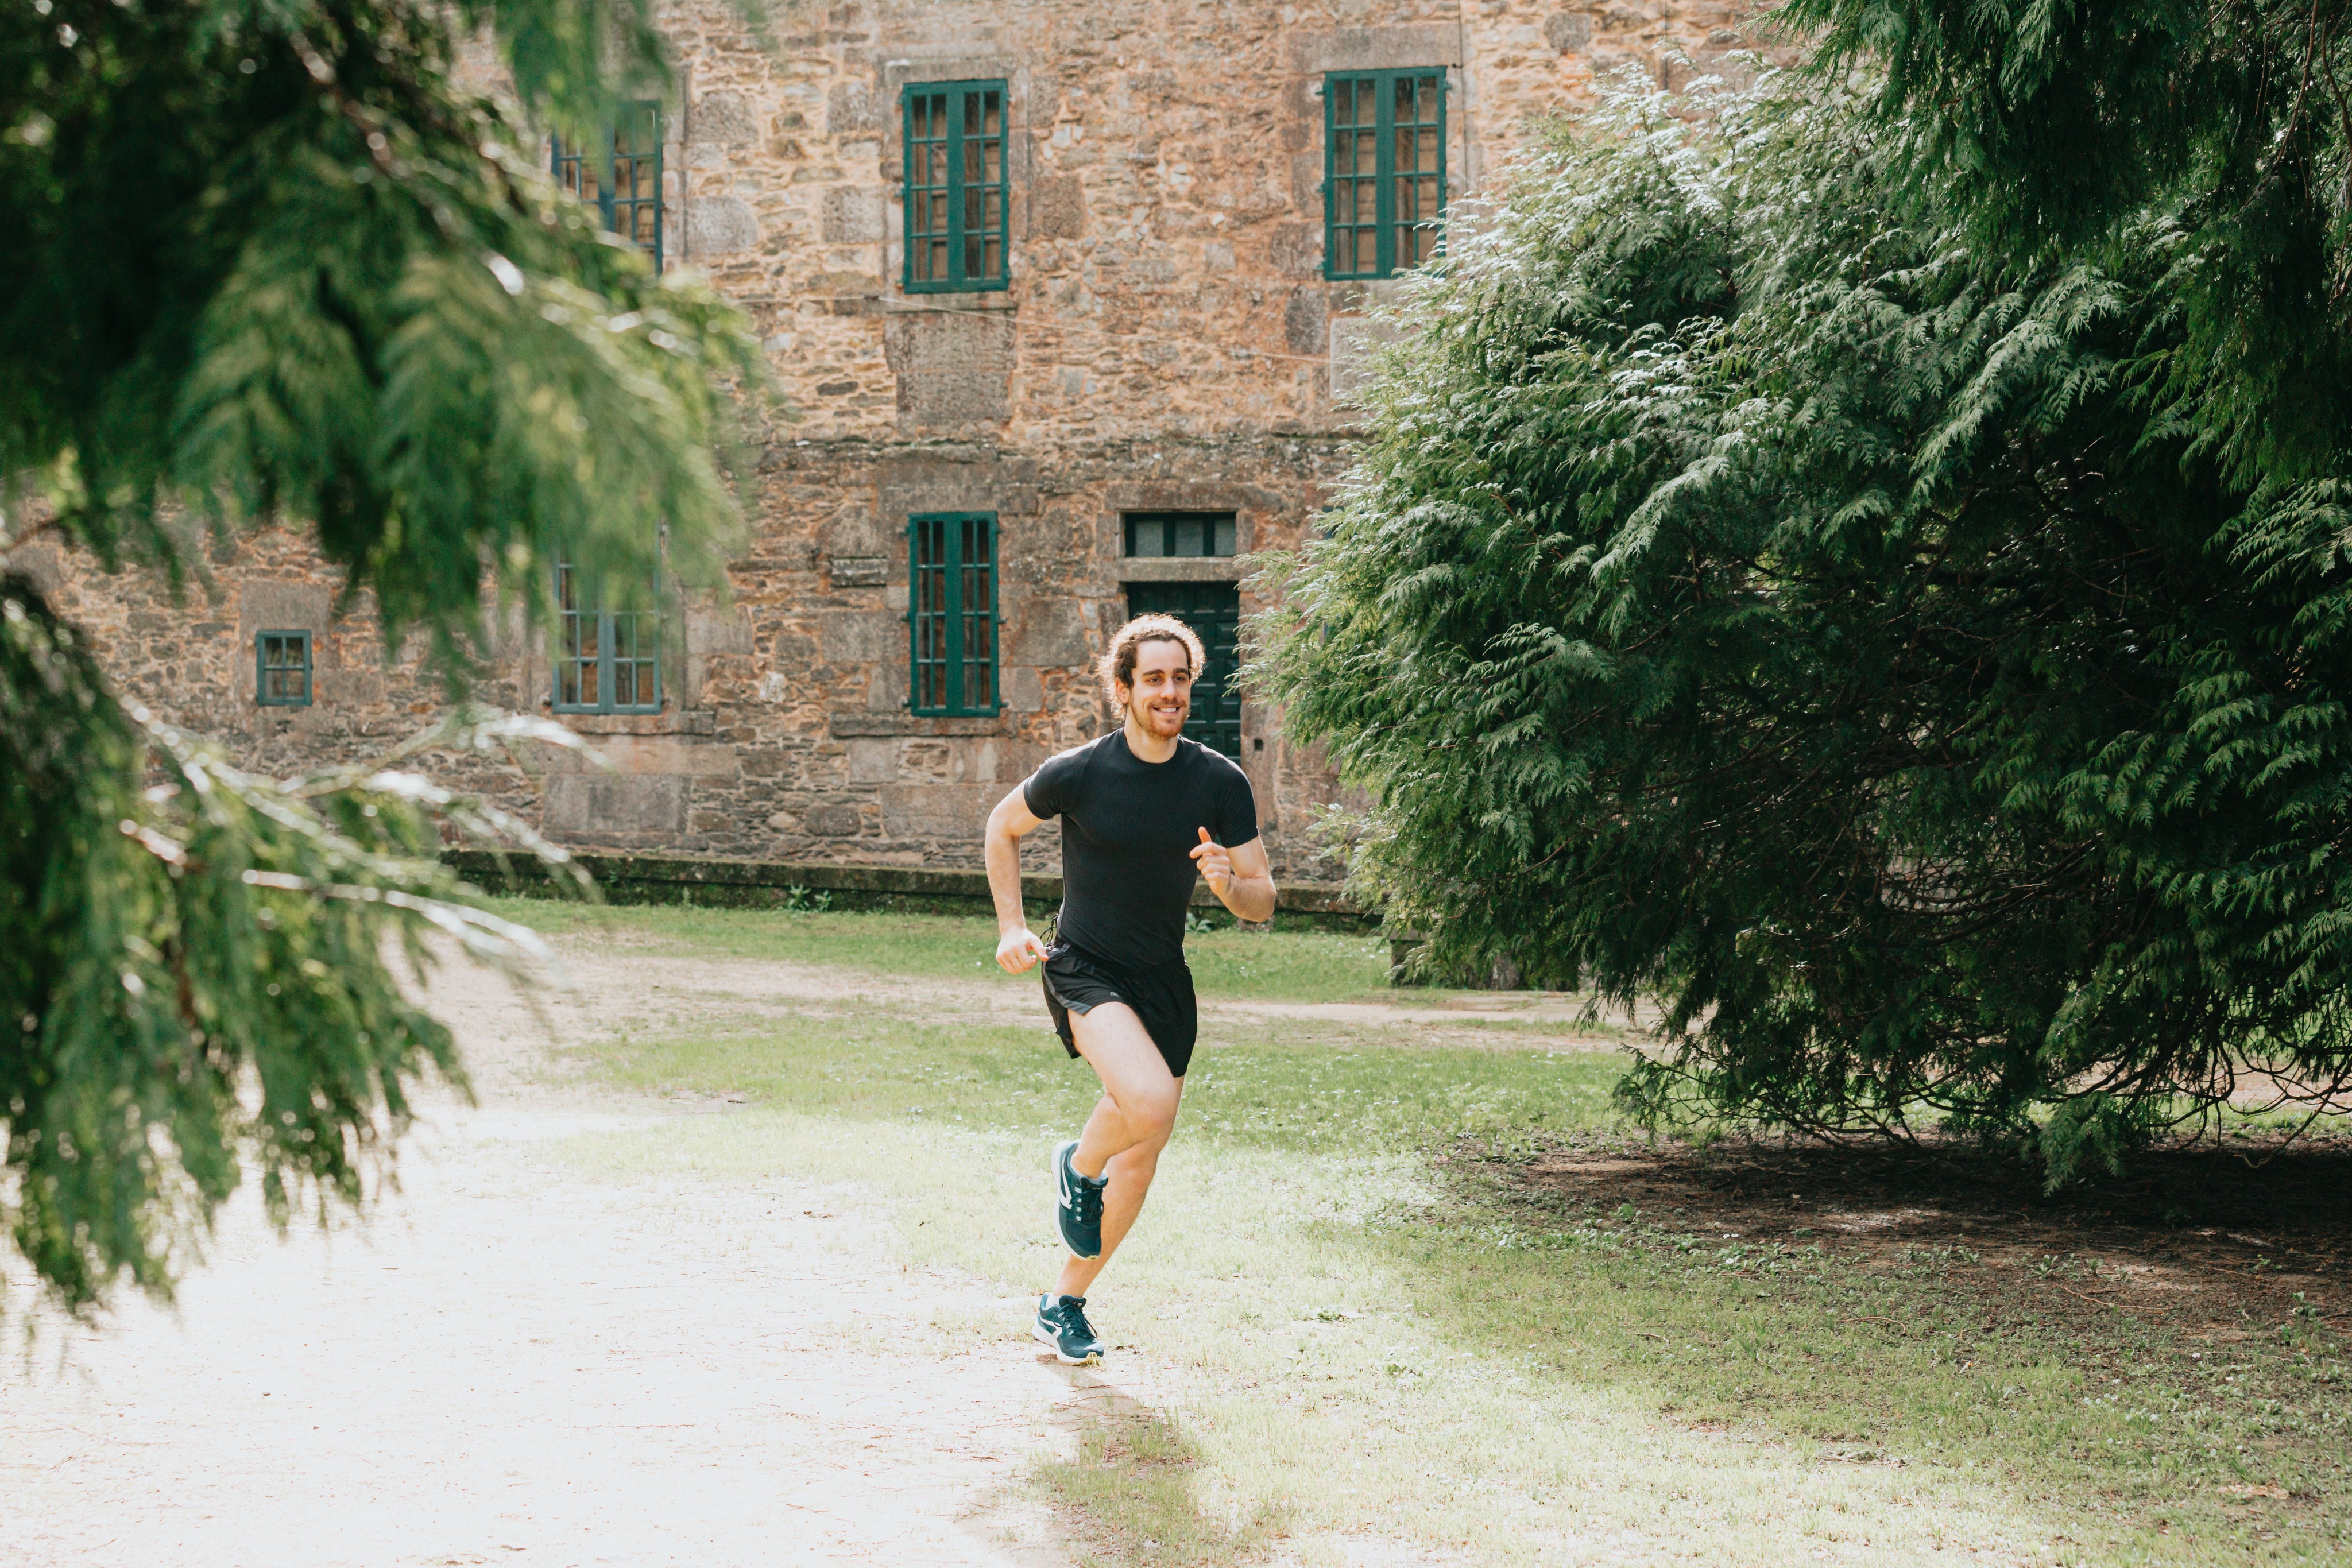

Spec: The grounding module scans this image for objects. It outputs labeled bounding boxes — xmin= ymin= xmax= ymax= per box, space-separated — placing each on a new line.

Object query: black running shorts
xmin=1040 ymin=940 xmax=1198 ymax=1079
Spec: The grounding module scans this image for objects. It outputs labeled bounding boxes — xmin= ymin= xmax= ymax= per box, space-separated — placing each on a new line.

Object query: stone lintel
xmin=828 ymin=712 xmax=1006 ymax=738
xmin=1112 ymin=559 xmax=1251 ymax=584
xmin=544 ymin=710 xmax=718 ymax=737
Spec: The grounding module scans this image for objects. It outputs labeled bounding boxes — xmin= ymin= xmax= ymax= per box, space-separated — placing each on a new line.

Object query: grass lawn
xmin=514 ymin=901 xmax=2351 ymax=1566
xmin=485 ymin=896 xmax=1402 ymax=1006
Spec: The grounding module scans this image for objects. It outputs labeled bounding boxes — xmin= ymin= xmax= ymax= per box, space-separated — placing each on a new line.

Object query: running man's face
xmin=1120 ymin=637 xmax=1194 ymax=739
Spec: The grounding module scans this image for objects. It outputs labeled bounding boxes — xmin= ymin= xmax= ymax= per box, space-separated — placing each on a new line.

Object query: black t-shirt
xmin=1022 ymin=732 xmax=1259 ymax=971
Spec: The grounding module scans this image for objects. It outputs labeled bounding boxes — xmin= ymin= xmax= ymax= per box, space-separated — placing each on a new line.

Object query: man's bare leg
xmin=1054 ymin=1001 xmax=1182 ymax=1299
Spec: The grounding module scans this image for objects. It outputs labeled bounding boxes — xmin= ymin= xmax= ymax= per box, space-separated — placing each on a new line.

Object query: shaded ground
xmin=1492 ymin=1135 xmax=2352 ymax=1543
xmin=1512 ymin=1134 xmax=2352 ymax=1331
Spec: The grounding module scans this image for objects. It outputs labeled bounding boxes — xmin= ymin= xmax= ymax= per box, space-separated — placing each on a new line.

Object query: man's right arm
xmin=985 ymin=781 xmax=1050 ymax=974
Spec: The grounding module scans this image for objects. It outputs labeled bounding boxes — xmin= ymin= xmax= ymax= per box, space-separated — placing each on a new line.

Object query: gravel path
xmin=1 ymin=954 xmax=1112 ymax=1568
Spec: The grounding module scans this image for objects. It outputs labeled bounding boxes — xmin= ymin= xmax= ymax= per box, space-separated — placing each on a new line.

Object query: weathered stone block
xmin=1030 ymin=173 xmax=1085 ymax=238
xmin=803 ymin=801 xmax=865 ymax=837
xmin=1005 ymin=597 xmax=1090 ymax=667
xmin=826 ymin=80 xmax=879 ymax=134
xmin=1545 ymin=11 xmax=1595 ymax=51
xmin=818 ymin=608 xmax=898 ymax=663
xmin=1288 ymin=23 xmax=1465 ymax=73
xmin=687 ymin=195 xmax=759 ymax=257
xmin=1283 ymin=288 xmax=1328 ymax=355
xmin=821 ymin=186 xmax=885 ymax=243
xmin=693 ymin=90 xmax=761 ymax=145
xmin=884 ymin=312 xmax=1015 ymax=427
xmin=544 ymin=775 xmax=689 ymax=833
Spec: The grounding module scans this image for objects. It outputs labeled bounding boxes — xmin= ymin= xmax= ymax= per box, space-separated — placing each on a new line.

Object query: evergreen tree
xmin=1258 ymin=73 xmax=2352 ymax=1178
xmin=2 ymin=0 xmax=761 ymax=1308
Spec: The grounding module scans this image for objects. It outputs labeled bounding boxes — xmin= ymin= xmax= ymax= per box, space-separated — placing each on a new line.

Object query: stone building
xmin=20 ymin=0 xmax=1762 ymax=886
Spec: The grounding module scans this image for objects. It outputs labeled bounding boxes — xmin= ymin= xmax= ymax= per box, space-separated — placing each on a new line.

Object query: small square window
xmin=1124 ymin=512 xmax=1237 ymax=559
xmin=256 ymin=630 xmax=312 ymax=707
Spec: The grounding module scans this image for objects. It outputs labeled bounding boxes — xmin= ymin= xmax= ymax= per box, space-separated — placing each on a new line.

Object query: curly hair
xmin=1098 ymin=613 xmax=1206 ymax=711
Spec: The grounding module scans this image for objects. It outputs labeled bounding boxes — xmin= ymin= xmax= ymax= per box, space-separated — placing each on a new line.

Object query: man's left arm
xmin=1192 ymin=830 xmax=1277 ymax=924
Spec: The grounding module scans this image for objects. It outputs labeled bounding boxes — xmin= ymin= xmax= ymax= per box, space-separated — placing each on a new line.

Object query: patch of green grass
xmin=484 ymin=895 xmax=1405 ymax=1004
xmin=539 ymin=990 xmax=2352 ymax=1565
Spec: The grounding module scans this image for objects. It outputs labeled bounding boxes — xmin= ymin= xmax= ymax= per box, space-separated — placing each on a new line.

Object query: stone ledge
xmin=536 ymin=708 xmax=718 ymax=737
xmin=829 ymin=712 xmax=1006 ymax=738
xmin=444 ymin=848 xmax=1369 ymax=927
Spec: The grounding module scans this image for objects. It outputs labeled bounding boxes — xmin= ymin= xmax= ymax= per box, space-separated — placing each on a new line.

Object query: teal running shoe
xmin=1052 ymin=1138 xmax=1107 ymax=1259
xmin=1034 ymin=1293 xmax=1105 ymax=1365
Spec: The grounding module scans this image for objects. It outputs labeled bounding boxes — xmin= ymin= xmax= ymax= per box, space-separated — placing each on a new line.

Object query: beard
xmin=1134 ymin=697 xmax=1189 ymax=737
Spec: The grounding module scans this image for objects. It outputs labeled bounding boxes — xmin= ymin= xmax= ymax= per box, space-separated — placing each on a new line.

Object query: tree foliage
xmin=1257 ymin=73 xmax=2352 ymax=1176
xmin=1784 ymin=0 xmax=2352 ymax=481
xmin=2 ymin=0 xmax=761 ymax=1308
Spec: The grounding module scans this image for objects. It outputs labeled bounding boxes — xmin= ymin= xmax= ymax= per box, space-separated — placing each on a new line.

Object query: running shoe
xmin=1034 ymin=1293 xmax=1106 ymax=1365
xmin=1052 ymin=1138 xmax=1107 ymax=1259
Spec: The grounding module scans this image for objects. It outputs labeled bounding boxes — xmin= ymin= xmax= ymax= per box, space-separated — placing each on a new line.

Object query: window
xmin=552 ymin=556 xmax=662 ymax=714
xmin=1125 ymin=512 xmax=1238 ymax=559
xmin=903 ymin=80 xmax=1008 ymax=293
xmin=1325 ymin=69 xmax=1446 ymax=280
xmin=255 ymin=630 xmax=312 ymax=707
xmin=907 ymin=513 xmax=999 ymax=715
xmin=553 ymin=102 xmax=664 ymax=270
xmin=1124 ymin=583 xmax=1243 ymax=758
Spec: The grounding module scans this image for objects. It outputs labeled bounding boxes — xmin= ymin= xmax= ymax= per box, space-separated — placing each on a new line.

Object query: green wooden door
xmin=1125 ymin=582 xmax=1243 ymax=758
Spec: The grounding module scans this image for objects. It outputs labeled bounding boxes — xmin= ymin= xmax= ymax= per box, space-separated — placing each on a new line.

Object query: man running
xmin=983 ymin=613 xmax=1276 ymax=1366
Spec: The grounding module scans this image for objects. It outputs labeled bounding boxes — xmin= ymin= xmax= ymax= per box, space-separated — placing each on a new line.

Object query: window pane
xmin=1213 ymin=517 xmax=1236 ymax=556
xmin=1173 ymin=517 xmax=1204 ymax=557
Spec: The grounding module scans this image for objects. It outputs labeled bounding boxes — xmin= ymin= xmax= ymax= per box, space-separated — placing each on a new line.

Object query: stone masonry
xmin=22 ymin=0 xmax=1773 ymax=881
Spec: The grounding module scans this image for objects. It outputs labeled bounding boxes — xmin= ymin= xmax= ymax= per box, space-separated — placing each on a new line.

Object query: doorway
xmin=1123 ymin=581 xmax=1242 ymax=758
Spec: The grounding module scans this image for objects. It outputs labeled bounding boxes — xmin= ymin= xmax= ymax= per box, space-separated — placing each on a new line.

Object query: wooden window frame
xmin=901 ymin=79 xmax=1011 ymax=295
xmin=1123 ymin=512 xmax=1239 ymax=559
xmin=906 ymin=512 xmax=1001 ymax=717
xmin=255 ymin=630 xmax=312 ymax=707
xmin=551 ymin=555 xmax=664 ymax=716
xmin=552 ymin=101 xmax=665 ymax=272
xmin=1323 ymin=69 xmax=1448 ymax=281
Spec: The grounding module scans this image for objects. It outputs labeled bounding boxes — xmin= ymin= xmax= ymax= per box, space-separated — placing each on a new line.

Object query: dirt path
xmin=0 ymin=953 xmax=1154 ymax=1568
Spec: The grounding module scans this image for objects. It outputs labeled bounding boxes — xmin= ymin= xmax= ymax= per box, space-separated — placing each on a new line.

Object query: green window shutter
xmin=907 ymin=512 xmax=1000 ymax=715
xmin=255 ymin=630 xmax=312 ymax=707
xmin=1324 ymin=69 xmax=1446 ymax=280
xmin=552 ymin=553 xmax=663 ymax=715
xmin=903 ymin=81 xmax=1009 ymax=293
xmin=552 ymin=101 xmax=664 ymax=272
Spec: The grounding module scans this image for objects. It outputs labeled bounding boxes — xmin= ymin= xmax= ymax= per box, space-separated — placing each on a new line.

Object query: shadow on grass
xmin=1028 ymin=1366 xmax=1287 ymax=1567
xmin=1392 ymin=1133 xmax=2352 ymax=1558
xmin=1510 ymin=1133 xmax=2352 ymax=1314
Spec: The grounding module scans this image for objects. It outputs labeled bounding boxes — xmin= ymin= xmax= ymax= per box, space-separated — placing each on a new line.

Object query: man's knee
xmin=1123 ymin=1087 xmax=1179 ymax=1142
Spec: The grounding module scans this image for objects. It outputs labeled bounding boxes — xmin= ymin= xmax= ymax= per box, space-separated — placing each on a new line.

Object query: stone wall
xmin=20 ymin=0 xmax=1770 ymax=884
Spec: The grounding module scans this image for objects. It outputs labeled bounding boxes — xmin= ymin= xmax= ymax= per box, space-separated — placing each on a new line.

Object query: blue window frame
xmin=907 ymin=513 xmax=999 ymax=715
xmin=552 ymin=555 xmax=662 ymax=715
xmin=256 ymin=630 xmax=312 ymax=707
xmin=554 ymin=101 xmax=664 ymax=270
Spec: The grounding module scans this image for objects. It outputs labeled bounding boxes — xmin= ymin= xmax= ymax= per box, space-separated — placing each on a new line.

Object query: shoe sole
xmin=1052 ymin=1140 xmax=1103 ymax=1260
xmin=1032 ymin=1321 xmax=1102 ymax=1366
